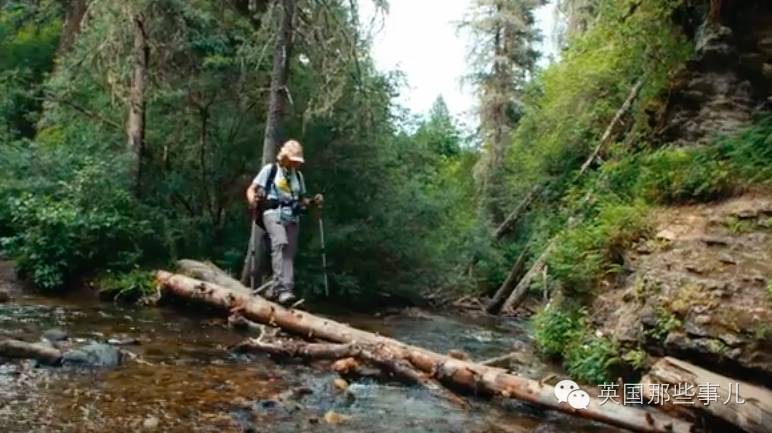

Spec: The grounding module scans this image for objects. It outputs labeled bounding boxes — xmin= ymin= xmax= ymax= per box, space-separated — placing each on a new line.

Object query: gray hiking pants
xmin=263 ymin=210 xmax=299 ymax=293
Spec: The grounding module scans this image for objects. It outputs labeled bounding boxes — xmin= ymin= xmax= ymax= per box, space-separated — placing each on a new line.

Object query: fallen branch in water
xmin=0 ymin=339 xmax=62 ymax=365
xmin=478 ymin=352 xmax=520 ymax=368
xmin=156 ymin=264 xmax=694 ymax=433
xmin=234 ymin=338 xmax=468 ymax=407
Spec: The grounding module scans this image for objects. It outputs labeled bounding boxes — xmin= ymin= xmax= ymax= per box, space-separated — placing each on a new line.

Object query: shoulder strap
xmin=297 ymin=170 xmax=305 ymax=195
xmin=263 ymin=163 xmax=278 ymax=193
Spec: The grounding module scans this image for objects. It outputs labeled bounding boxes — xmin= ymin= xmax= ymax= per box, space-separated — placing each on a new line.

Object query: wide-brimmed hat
xmin=278 ymin=139 xmax=305 ymax=163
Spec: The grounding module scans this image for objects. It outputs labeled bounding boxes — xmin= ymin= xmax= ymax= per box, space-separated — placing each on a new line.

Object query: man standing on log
xmin=246 ymin=140 xmax=323 ymax=305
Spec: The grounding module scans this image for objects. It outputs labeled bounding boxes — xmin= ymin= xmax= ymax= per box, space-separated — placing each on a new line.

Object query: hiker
xmin=246 ymin=140 xmax=323 ymax=305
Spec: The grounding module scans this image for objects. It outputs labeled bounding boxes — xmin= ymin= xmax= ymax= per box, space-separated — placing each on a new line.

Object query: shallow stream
xmin=0 ymin=266 xmax=626 ymax=433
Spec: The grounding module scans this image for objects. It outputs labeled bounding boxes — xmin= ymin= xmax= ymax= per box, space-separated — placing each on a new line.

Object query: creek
xmin=0 ymin=265 xmax=626 ymax=433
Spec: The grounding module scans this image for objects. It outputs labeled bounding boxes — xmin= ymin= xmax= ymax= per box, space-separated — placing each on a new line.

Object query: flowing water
xmin=0 ymin=263 xmax=627 ymax=433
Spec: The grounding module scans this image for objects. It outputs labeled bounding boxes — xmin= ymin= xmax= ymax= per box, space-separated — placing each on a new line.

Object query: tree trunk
xmin=127 ymin=14 xmax=148 ymax=196
xmin=642 ymin=357 xmax=772 ymax=433
xmin=156 ymin=269 xmax=693 ymax=433
xmin=261 ymin=0 xmax=296 ymax=165
xmin=57 ymin=0 xmax=88 ymax=56
xmin=494 ymin=186 xmax=540 ymax=240
xmin=500 ymin=241 xmax=554 ymax=314
xmin=0 ymin=339 xmax=62 ymax=365
xmin=576 ymin=78 xmax=645 ymax=180
xmin=235 ymin=338 xmax=468 ymax=407
xmin=242 ymin=0 xmax=296 ymax=286
xmin=486 ymin=246 xmax=529 ymax=314
xmin=176 ymin=259 xmax=251 ymax=296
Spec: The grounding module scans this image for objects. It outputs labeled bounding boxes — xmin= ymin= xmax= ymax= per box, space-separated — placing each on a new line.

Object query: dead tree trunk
xmin=242 ymin=0 xmax=297 ymax=286
xmin=642 ymin=357 xmax=772 ymax=433
xmin=127 ymin=14 xmax=148 ymax=196
xmin=235 ymin=338 xmax=468 ymax=407
xmin=500 ymin=240 xmax=554 ymax=314
xmin=156 ymin=269 xmax=693 ymax=433
xmin=176 ymin=259 xmax=251 ymax=296
xmin=485 ymin=246 xmax=529 ymax=314
xmin=494 ymin=186 xmax=540 ymax=241
xmin=576 ymin=77 xmax=645 ymax=180
xmin=261 ymin=0 xmax=295 ymax=165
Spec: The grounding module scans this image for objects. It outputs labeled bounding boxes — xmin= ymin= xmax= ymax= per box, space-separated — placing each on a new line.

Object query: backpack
xmin=253 ymin=163 xmax=306 ymax=229
xmin=254 ymin=163 xmax=278 ymax=230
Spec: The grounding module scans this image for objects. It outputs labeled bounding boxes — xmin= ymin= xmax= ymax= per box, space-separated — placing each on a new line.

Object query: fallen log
xmin=576 ymin=77 xmax=645 ymax=180
xmin=494 ymin=186 xmax=541 ymax=241
xmin=642 ymin=357 xmax=772 ymax=433
xmin=176 ymin=259 xmax=251 ymax=296
xmin=500 ymin=241 xmax=554 ymax=314
xmin=156 ymin=270 xmax=693 ymax=433
xmin=0 ymin=339 xmax=62 ymax=365
xmin=486 ymin=247 xmax=529 ymax=314
xmin=237 ymin=338 xmax=468 ymax=407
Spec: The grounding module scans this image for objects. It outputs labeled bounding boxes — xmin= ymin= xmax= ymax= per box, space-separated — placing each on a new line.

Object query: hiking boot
xmin=276 ymin=291 xmax=297 ymax=306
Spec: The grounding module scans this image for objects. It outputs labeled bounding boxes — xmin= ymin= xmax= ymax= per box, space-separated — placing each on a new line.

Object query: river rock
xmin=62 ymin=342 xmax=122 ymax=367
xmin=0 ymin=290 xmax=10 ymax=303
xmin=42 ymin=328 xmax=69 ymax=343
xmin=142 ymin=416 xmax=159 ymax=430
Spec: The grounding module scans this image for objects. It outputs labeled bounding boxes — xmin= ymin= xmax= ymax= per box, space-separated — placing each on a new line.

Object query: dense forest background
xmin=1 ymin=0 xmax=771 ymax=383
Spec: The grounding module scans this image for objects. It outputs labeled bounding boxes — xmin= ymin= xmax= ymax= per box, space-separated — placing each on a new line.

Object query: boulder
xmin=62 ymin=342 xmax=122 ymax=367
xmin=42 ymin=328 xmax=68 ymax=343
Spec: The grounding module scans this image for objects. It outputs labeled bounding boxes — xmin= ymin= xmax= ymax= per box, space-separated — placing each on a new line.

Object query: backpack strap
xmin=262 ymin=163 xmax=278 ymax=196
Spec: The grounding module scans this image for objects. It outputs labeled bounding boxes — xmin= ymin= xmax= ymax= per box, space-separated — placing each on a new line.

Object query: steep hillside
xmin=593 ymin=190 xmax=772 ymax=386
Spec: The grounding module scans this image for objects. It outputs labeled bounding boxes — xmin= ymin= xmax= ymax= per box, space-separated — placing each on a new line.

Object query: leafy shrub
xmin=634 ymin=148 xmax=733 ymax=203
xmin=719 ymin=115 xmax=772 ymax=184
xmin=645 ymin=307 xmax=683 ymax=342
xmin=532 ymin=305 xmax=583 ymax=358
xmin=548 ymin=202 xmax=652 ymax=293
xmin=564 ymin=333 xmax=620 ymax=384
xmin=1 ymin=193 xmax=149 ymax=290
xmin=532 ymin=305 xmax=621 ymax=384
xmin=94 ymin=269 xmax=156 ymax=302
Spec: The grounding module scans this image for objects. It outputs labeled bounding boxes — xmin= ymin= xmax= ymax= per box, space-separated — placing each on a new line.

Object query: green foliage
xmin=1 ymin=159 xmax=155 ymax=291
xmin=0 ymin=2 xmax=61 ymax=138
xmin=532 ymin=305 xmax=583 ymax=358
xmin=633 ymin=149 xmax=733 ymax=203
xmin=504 ymin=0 xmax=691 ymax=196
xmin=548 ymin=202 xmax=652 ymax=293
xmin=622 ymin=348 xmax=648 ymax=370
xmin=767 ymin=280 xmax=772 ymax=303
xmin=646 ymin=307 xmax=683 ymax=342
xmin=95 ymin=269 xmax=156 ymax=302
xmin=531 ymin=305 xmax=620 ymax=384
xmin=564 ymin=332 xmax=619 ymax=384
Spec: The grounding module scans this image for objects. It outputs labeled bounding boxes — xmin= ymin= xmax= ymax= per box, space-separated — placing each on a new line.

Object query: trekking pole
xmin=248 ymin=209 xmax=258 ymax=291
xmin=317 ymin=210 xmax=330 ymax=297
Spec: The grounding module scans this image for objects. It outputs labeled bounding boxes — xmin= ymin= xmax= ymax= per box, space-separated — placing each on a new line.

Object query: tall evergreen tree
xmin=462 ymin=0 xmax=545 ymax=220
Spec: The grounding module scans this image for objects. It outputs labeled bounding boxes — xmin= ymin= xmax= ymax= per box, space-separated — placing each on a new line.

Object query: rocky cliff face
xmin=593 ymin=191 xmax=772 ymax=386
xmin=655 ymin=2 xmax=772 ymax=145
